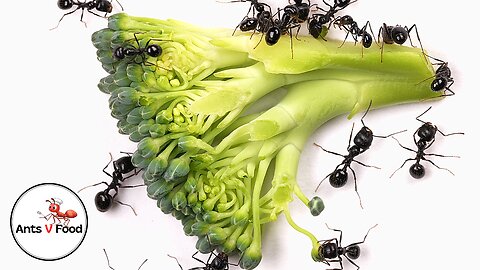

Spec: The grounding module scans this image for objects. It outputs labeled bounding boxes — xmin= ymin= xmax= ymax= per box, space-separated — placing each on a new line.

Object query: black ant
xmin=230 ymin=0 xmax=273 ymax=35
xmin=51 ymin=0 xmax=123 ymax=30
xmin=168 ymin=250 xmax=240 ymax=270
xmin=113 ymin=32 xmax=171 ymax=70
xmin=417 ymin=55 xmax=455 ymax=97
xmin=333 ymin=16 xmax=376 ymax=56
xmin=307 ymin=0 xmax=357 ymax=39
xmin=317 ymin=224 xmax=377 ymax=270
xmin=103 ymin=249 xmax=148 ymax=270
xmin=78 ymin=152 xmax=144 ymax=215
xmin=389 ymin=106 xmax=464 ymax=179
xmin=314 ymin=101 xmax=405 ymax=208
xmin=377 ymin=23 xmax=424 ymax=62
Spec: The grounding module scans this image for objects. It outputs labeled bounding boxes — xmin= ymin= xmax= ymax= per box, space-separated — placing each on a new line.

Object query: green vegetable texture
xmin=92 ymin=13 xmax=442 ymax=269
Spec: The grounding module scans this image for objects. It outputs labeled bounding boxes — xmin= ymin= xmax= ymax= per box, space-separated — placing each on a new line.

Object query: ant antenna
xmin=360 ymin=100 xmax=373 ymax=126
xmin=416 ymin=106 xmax=465 ymax=136
xmin=103 ymin=249 xmax=115 ymax=270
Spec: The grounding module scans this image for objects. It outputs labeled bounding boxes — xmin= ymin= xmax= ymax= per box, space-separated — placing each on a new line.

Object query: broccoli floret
xmin=91 ymin=13 xmax=443 ymax=270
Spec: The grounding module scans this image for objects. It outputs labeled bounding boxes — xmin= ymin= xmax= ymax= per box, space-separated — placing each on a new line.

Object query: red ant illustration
xmin=38 ymin=198 xmax=77 ymax=226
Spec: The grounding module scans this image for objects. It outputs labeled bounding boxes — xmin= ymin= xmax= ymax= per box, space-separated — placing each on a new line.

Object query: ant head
xmin=211 ymin=252 xmax=229 ymax=269
xmin=113 ymin=47 xmax=125 ymax=60
xmin=57 ymin=0 xmax=73 ymax=10
xmin=362 ymin=32 xmax=373 ymax=48
xmin=94 ymin=191 xmax=113 ymax=212
xmin=321 ymin=242 xmax=339 ymax=259
xmin=345 ymin=245 xmax=361 ymax=260
xmin=417 ymin=122 xmax=437 ymax=142
xmin=354 ymin=126 xmax=373 ymax=149
xmin=318 ymin=14 xmax=330 ymax=25
xmin=409 ymin=163 xmax=425 ymax=179
xmin=329 ymin=169 xmax=348 ymax=188
xmin=335 ymin=0 xmax=351 ymax=8
xmin=308 ymin=19 xmax=323 ymax=38
xmin=146 ymin=44 xmax=162 ymax=58
xmin=284 ymin=5 xmax=298 ymax=15
xmin=47 ymin=199 xmax=60 ymax=212
xmin=391 ymin=26 xmax=408 ymax=45
xmin=335 ymin=15 xmax=354 ymax=27
xmin=265 ymin=27 xmax=281 ymax=46
xmin=95 ymin=0 xmax=113 ymax=13
xmin=431 ymin=77 xmax=448 ymax=92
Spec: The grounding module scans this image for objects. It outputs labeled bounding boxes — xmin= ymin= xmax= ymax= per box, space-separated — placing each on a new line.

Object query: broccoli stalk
xmin=180 ymin=77 xmax=438 ymax=269
xmin=91 ymin=13 xmax=443 ymax=270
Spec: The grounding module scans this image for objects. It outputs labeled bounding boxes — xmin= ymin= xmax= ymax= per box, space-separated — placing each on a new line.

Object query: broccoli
xmin=92 ymin=13 xmax=442 ymax=269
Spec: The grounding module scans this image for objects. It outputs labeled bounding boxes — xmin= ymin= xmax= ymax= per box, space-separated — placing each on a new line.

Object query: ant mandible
xmin=168 ymin=249 xmax=240 ymax=270
xmin=314 ymin=101 xmax=405 ymax=208
xmin=38 ymin=198 xmax=78 ymax=226
xmin=317 ymin=223 xmax=378 ymax=270
xmin=78 ymin=152 xmax=144 ymax=215
xmin=389 ymin=106 xmax=464 ymax=179
xmin=51 ymin=0 xmax=124 ymax=30
xmin=377 ymin=23 xmax=425 ymax=62
xmin=103 ymin=249 xmax=148 ymax=270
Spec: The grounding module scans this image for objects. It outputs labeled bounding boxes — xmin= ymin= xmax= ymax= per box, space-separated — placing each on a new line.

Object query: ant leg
xmin=50 ymin=7 xmax=82 ymax=30
xmin=191 ymin=251 xmax=208 ymax=266
xmin=442 ymin=81 xmax=456 ymax=97
xmin=391 ymin=136 xmax=417 ymax=153
xmin=114 ymin=200 xmax=138 ymax=216
xmin=345 ymin=224 xmax=378 ymax=247
xmin=365 ymin=21 xmax=378 ymax=46
xmin=137 ymin=259 xmax=148 ymax=270
xmin=167 ymin=254 xmax=184 ymax=270
xmin=389 ymin=158 xmax=416 ymax=178
xmin=373 ymin=129 xmax=407 ymax=139
xmin=344 ymin=256 xmax=360 ymax=270
xmin=422 ymin=157 xmax=455 ymax=176
xmin=407 ymin=24 xmax=426 ymax=60
xmin=424 ymin=152 xmax=460 ymax=158
xmin=436 ymin=121 xmax=464 ymax=137
xmin=325 ymin=224 xmax=343 ymax=246
xmin=103 ymin=249 xmax=115 ymax=270
xmin=77 ymin=181 xmax=109 ymax=193
xmin=377 ymin=26 xmax=384 ymax=63
xmin=348 ymin=165 xmax=364 ymax=209
xmin=316 ymin=172 xmax=333 ymax=192
xmin=103 ymin=153 xmax=114 ymax=178
xmin=120 ymin=184 xmax=146 ymax=188
xmin=339 ymin=30 xmax=351 ymax=49
xmin=415 ymin=106 xmax=432 ymax=124
xmin=113 ymin=0 xmax=124 ymax=11
xmin=313 ymin=143 xmax=345 ymax=158
xmin=351 ymin=159 xmax=381 ymax=170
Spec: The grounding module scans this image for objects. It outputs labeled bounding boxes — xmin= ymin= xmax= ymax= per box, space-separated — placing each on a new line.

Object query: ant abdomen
xmin=409 ymin=163 xmax=425 ymax=179
xmin=57 ymin=0 xmax=73 ymax=10
xmin=346 ymin=245 xmax=361 ymax=259
xmin=329 ymin=169 xmax=348 ymax=188
xmin=95 ymin=192 xmax=113 ymax=212
xmin=95 ymin=0 xmax=113 ymax=13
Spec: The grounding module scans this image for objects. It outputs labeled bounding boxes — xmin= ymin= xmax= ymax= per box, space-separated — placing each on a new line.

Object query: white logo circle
xmin=10 ymin=183 xmax=88 ymax=261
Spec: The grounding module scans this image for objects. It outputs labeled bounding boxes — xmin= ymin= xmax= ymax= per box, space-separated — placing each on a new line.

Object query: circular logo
xmin=10 ymin=183 xmax=88 ymax=261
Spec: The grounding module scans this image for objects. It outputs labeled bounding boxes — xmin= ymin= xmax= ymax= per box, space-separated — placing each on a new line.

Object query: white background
xmin=1 ymin=0 xmax=478 ymax=269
